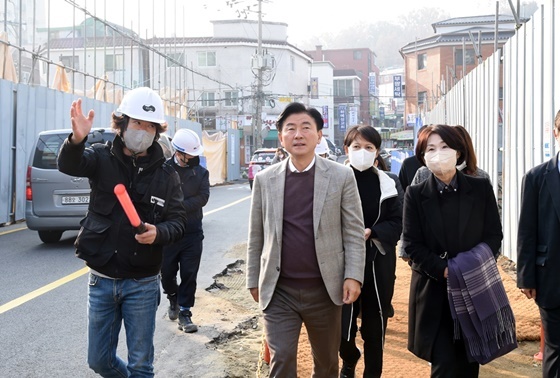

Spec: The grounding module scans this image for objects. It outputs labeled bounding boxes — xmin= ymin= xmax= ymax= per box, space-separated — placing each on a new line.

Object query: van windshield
xmin=32 ymin=131 xmax=115 ymax=169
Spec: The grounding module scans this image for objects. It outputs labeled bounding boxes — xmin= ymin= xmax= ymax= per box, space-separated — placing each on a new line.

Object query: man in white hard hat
xmin=58 ymin=87 xmax=187 ymax=377
xmin=161 ymin=128 xmax=210 ymax=333
xmin=315 ymin=137 xmax=330 ymax=159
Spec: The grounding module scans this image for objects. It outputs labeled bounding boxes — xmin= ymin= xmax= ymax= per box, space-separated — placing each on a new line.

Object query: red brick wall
xmin=307 ymin=47 xmax=379 ymax=125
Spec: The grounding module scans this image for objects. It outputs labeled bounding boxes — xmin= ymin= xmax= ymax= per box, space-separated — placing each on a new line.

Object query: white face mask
xmin=424 ymin=148 xmax=457 ymax=177
xmin=348 ymin=148 xmax=376 ymax=172
xmin=123 ymin=128 xmax=154 ymax=154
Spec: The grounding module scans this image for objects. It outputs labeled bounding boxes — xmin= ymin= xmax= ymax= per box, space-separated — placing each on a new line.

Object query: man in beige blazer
xmin=247 ymin=102 xmax=366 ymax=377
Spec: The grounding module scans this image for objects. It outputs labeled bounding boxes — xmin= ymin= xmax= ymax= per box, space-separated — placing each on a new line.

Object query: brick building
xmin=399 ymin=14 xmax=527 ymax=127
xmin=306 ymin=46 xmax=380 ymax=144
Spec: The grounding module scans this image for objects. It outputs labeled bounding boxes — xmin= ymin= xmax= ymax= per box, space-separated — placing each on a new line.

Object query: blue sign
xmin=339 ymin=104 xmax=347 ymax=131
xmin=369 ymin=73 xmax=377 ymax=96
xmin=379 ymin=107 xmax=385 ymax=120
xmin=393 ymin=76 xmax=402 ymax=98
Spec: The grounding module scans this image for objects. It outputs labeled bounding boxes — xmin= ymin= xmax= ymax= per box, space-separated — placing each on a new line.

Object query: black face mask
xmin=175 ymin=153 xmax=200 ymax=167
xmin=176 ymin=153 xmax=189 ymax=166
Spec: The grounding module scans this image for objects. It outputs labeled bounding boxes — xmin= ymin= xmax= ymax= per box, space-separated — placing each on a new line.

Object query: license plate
xmin=61 ymin=195 xmax=90 ymax=204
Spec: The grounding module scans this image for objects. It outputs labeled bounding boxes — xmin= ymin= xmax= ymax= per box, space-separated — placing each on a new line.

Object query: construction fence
xmin=425 ymin=1 xmax=560 ymax=262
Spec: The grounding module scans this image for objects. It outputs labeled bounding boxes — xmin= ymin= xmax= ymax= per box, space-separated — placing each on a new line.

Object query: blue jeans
xmin=87 ymin=272 xmax=161 ymax=378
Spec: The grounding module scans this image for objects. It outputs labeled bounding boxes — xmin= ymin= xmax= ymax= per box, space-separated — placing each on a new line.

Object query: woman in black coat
xmin=402 ymin=124 xmax=502 ymax=377
xmin=339 ymin=125 xmax=403 ymax=378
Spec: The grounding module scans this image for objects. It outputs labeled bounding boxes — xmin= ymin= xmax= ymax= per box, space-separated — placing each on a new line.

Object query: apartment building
xmin=399 ymin=14 xmax=527 ymax=127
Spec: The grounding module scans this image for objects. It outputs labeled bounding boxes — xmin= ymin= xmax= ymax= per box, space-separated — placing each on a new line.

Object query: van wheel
xmin=38 ymin=231 xmax=63 ymax=243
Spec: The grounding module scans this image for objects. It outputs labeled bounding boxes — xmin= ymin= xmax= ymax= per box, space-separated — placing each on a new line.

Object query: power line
xmin=62 ymin=0 xmax=235 ymax=90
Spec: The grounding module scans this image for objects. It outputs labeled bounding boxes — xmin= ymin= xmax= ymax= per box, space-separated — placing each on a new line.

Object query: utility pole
xmin=253 ymin=0 xmax=264 ymax=151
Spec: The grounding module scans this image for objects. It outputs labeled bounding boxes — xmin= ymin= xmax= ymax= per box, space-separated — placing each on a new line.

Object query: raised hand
xmin=69 ymin=98 xmax=95 ymax=144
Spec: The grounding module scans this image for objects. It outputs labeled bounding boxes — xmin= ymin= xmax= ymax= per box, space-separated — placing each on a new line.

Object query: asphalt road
xmin=0 ymin=181 xmax=251 ymax=377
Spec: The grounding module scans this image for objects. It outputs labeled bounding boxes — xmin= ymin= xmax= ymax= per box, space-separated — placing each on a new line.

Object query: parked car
xmin=250 ymin=148 xmax=277 ymax=168
xmin=25 ymin=128 xmax=173 ymax=243
xmin=246 ymin=148 xmax=278 ymax=189
xmin=324 ymin=137 xmax=341 ymax=156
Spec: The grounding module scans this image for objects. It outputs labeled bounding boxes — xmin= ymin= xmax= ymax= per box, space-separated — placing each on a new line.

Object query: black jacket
xmin=403 ymin=171 xmax=502 ymax=361
xmin=165 ymin=156 xmax=210 ymax=233
xmin=58 ymin=134 xmax=187 ymax=278
xmin=342 ymin=167 xmax=403 ymax=340
xmin=398 ymin=155 xmax=422 ymax=192
xmin=517 ymin=155 xmax=560 ymax=309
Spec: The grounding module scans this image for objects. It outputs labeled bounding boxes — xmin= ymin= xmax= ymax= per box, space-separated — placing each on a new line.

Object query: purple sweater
xmin=278 ymin=165 xmax=323 ymax=289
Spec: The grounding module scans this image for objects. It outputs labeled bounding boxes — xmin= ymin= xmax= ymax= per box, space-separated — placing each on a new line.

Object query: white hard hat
xmin=172 ymin=129 xmax=204 ymax=156
xmin=115 ymin=87 xmax=166 ymax=124
xmin=315 ymin=137 xmax=329 ymax=155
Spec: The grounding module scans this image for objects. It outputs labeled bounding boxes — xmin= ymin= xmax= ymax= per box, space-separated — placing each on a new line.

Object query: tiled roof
xmin=47 ymin=36 xmax=292 ymax=50
xmin=400 ymin=28 xmax=516 ymax=53
xmin=431 ymin=14 xmax=530 ymax=32
xmin=47 ymin=37 xmax=136 ymax=49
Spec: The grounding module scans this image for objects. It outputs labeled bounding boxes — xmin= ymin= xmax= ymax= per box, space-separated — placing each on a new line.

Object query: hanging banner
xmin=310 ymin=77 xmax=319 ymax=99
xmin=339 ymin=104 xmax=347 ymax=131
xmin=369 ymin=73 xmax=377 ymax=96
xmin=322 ymin=105 xmax=329 ymax=128
xmin=393 ymin=75 xmax=402 ymax=98
xmin=348 ymin=106 xmax=358 ymax=126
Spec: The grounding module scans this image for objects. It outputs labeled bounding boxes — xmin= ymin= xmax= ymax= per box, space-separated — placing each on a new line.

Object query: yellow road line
xmin=0 ymin=195 xmax=251 ymax=314
xmin=0 ymin=267 xmax=89 ymax=314
xmin=0 ymin=227 xmax=28 ymax=236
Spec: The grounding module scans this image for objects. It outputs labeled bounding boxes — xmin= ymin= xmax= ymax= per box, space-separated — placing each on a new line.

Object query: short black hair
xmin=343 ymin=125 xmax=382 ymax=150
xmin=276 ymin=102 xmax=323 ymax=132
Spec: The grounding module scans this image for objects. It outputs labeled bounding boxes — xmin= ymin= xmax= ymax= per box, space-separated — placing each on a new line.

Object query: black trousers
xmin=160 ymin=232 xmax=204 ymax=309
xmin=430 ymin=302 xmax=479 ymax=378
xmin=340 ymin=262 xmax=388 ymax=378
xmin=540 ymin=305 xmax=560 ymax=378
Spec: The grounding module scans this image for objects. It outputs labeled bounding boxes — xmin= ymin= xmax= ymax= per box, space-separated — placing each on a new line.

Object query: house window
xmin=417 ymin=53 xmax=427 ymax=70
xmin=334 ymin=79 xmax=354 ymax=97
xmin=454 ymin=48 xmax=476 ymax=65
xmin=167 ymin=53 xmax=185 ymax=67
xmin=224 ymin=91 xmax=238 ymax=107
xmin=290 ymin=56 xmax=295 ymax=71
xmin=60 ymin=55 xmax=79 ymax=70
xmin=418 ymin=91 xmax=427 ymax=106
xmin=353 ymin=50 xmax=362 ymax=60
xmin=197 ymin=51 xmax=216 ymax=67
xmin=105 ymin=54 xmax=124 ymax=71
xmin=201 ymin=92 xmax=216 ymax=107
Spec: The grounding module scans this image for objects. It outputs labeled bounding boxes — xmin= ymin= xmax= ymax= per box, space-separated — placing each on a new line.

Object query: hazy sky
xmin=49 ymin=0 xmax=543 ymax=46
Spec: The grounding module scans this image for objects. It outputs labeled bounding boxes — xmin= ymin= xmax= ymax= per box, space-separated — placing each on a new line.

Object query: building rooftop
xmin=333 ymin=68 xmax=360 ymax=77
xmin=431 ymin=14 xmax=529 ymax=32
xmin=47 ymin=36 xmax=294 ymax=50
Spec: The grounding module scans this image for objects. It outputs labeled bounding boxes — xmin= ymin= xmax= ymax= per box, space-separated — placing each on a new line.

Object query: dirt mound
xmin=208 ymin=245 xmax=543 ymax=377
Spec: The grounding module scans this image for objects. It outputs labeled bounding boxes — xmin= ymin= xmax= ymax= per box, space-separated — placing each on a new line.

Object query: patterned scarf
xmin=447 ymin=242 xmax=517 ymax=364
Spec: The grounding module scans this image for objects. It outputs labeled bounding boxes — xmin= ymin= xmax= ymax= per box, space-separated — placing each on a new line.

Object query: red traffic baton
xmin=114 ymin=184 xmax=146 ymax=234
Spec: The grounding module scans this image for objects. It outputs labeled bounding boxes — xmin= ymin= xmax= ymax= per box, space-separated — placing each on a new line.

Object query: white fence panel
xmin=0 ymin=80 xmax=16 ymax=224
xmin=424 ymin=3 xmax=559 ymax=262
